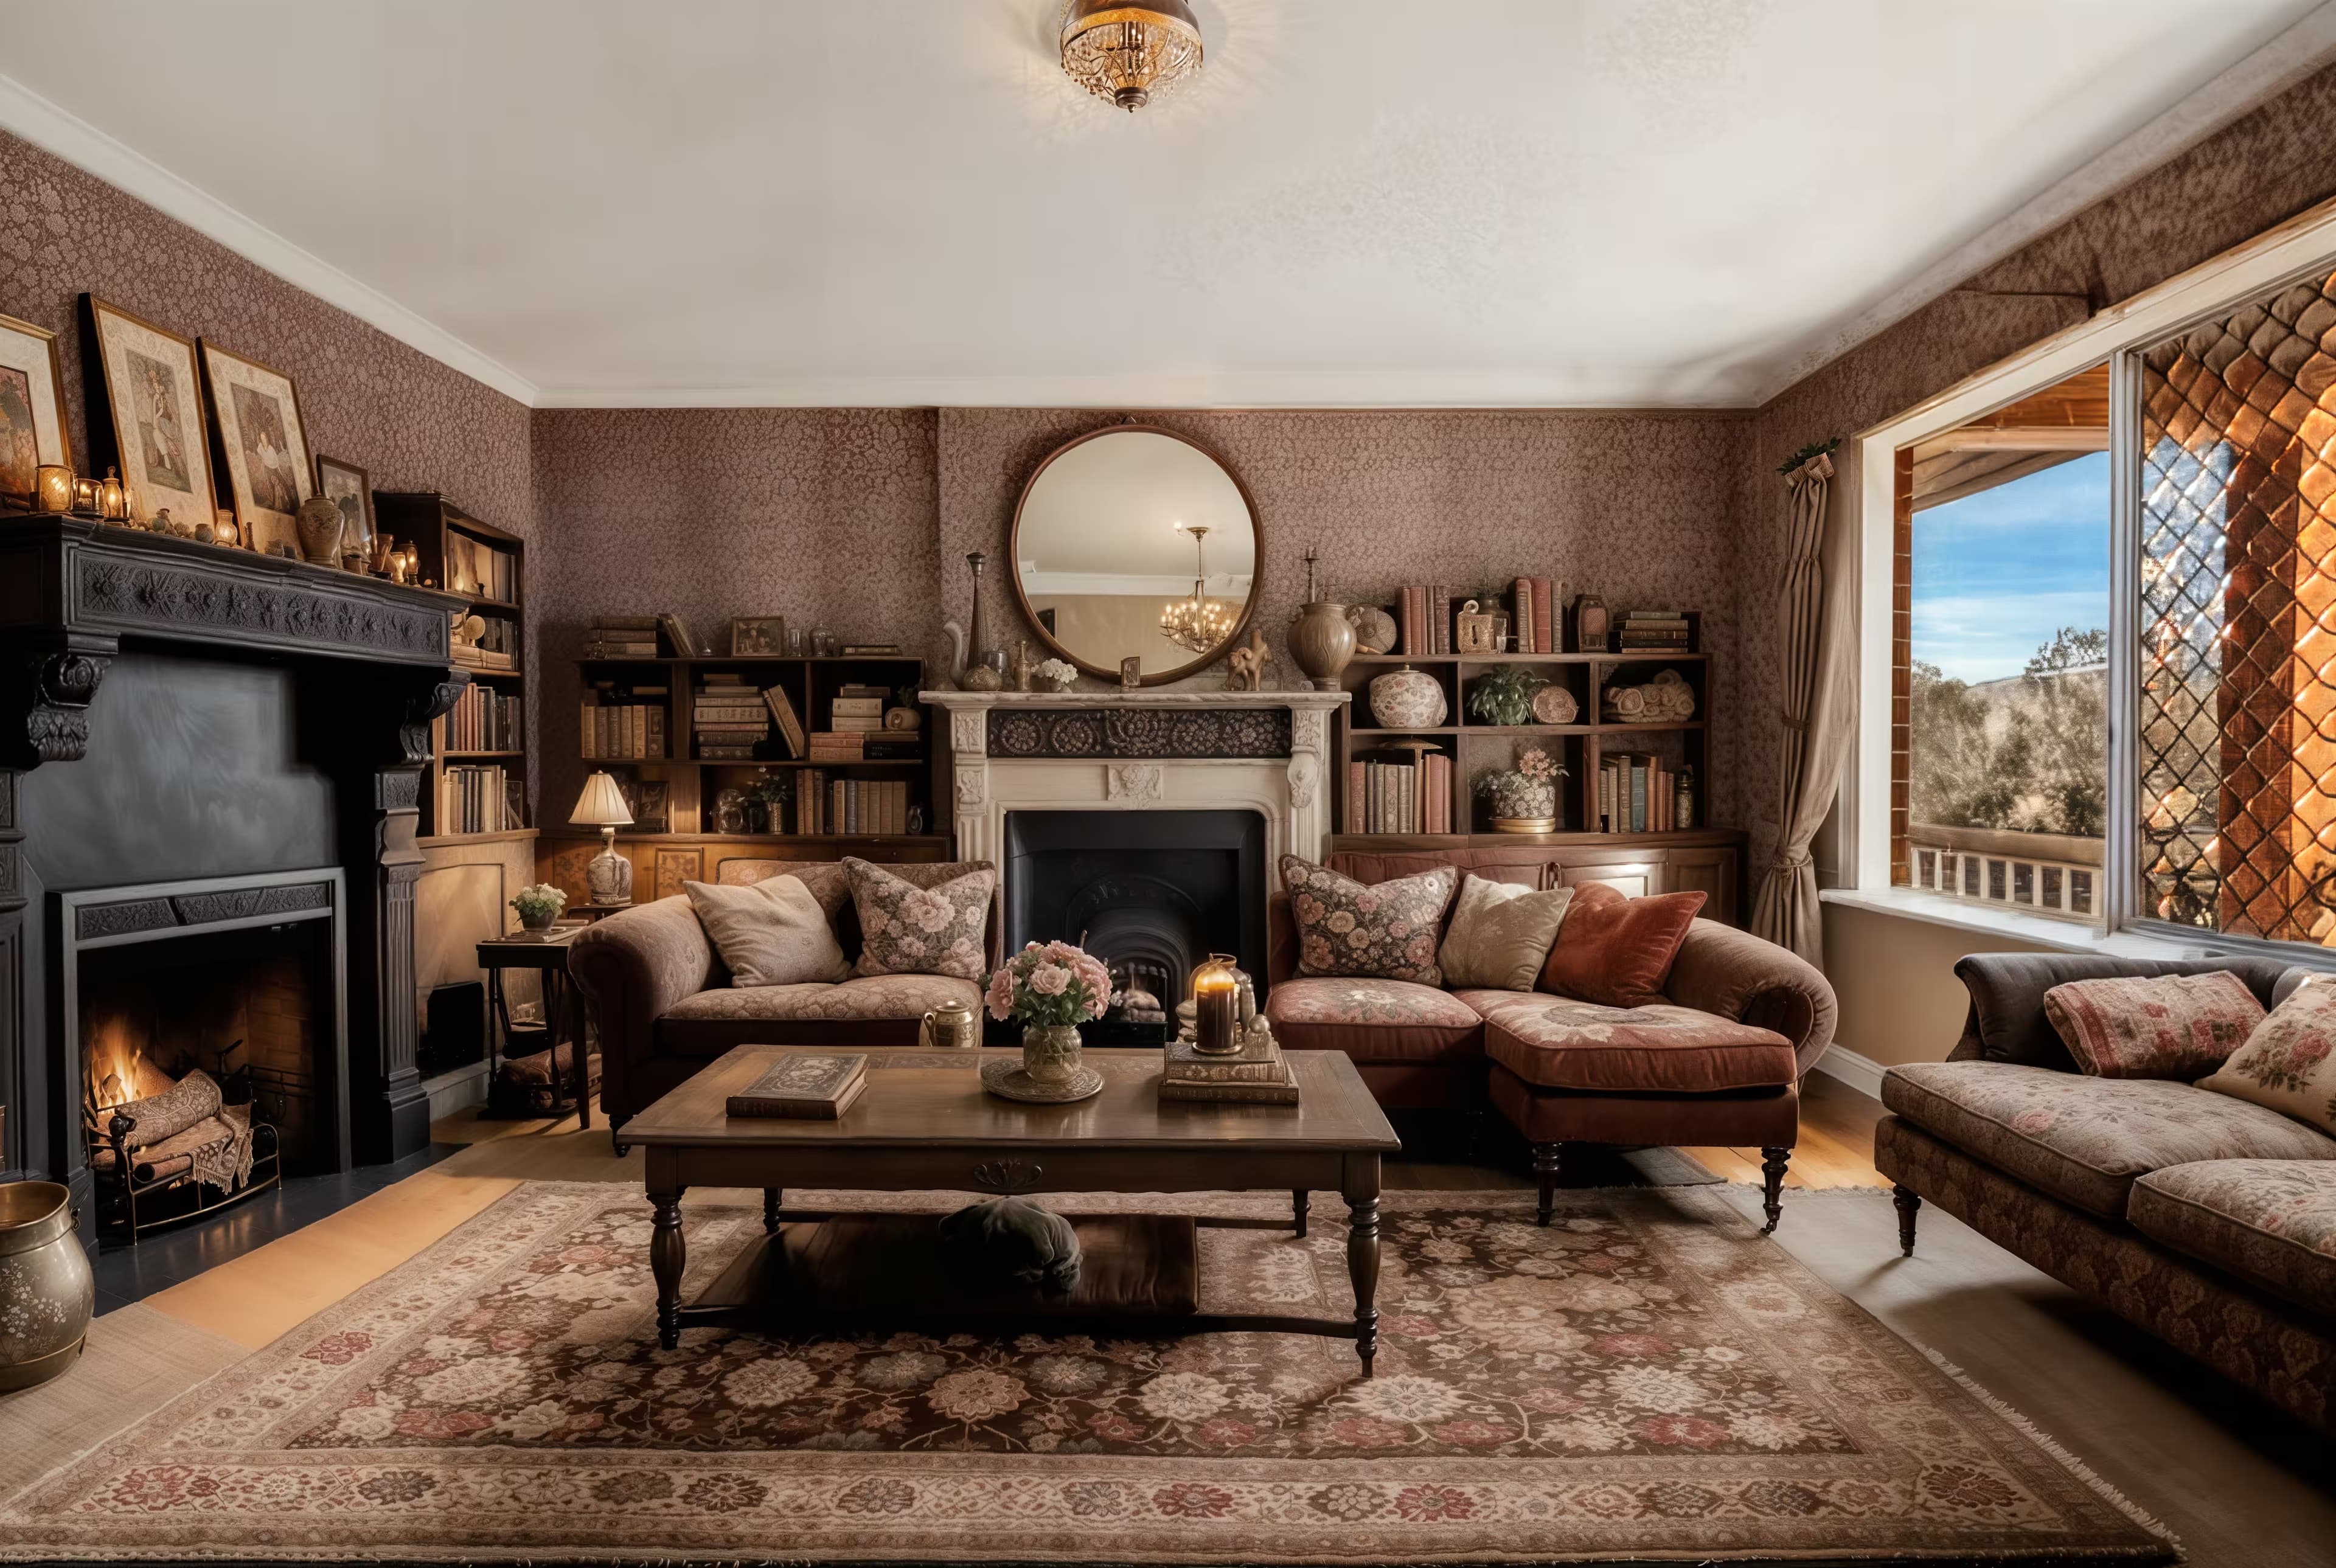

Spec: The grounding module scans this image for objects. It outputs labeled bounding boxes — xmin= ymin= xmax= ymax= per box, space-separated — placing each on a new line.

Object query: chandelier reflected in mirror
xmin=1160 ymin=524 xmax=1237 ymax=654
xmin=1060 ymin=0 xmax=1203 ymax=112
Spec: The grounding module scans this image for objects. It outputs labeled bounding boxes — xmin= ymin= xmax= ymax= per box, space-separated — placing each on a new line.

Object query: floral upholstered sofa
xmin=570 ymin=858 xmax=997 ymax=1142
xmin=1261 ymin=847 xmax=1837 ymax=1227
xmin=1877 ymin=952 xmax=2336 ymax=1431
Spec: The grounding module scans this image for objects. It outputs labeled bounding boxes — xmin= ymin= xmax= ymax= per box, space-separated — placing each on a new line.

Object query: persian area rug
xmin=0 ymin=1183 xmax=2174 ymax=1565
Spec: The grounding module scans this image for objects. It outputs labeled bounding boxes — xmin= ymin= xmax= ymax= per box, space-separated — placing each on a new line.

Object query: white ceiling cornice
xmin=0 ymin=70 xmax=540 ymax=407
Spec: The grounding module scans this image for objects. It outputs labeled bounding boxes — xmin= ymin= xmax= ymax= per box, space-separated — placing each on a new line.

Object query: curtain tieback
xmin=1768 ymin=847 xmax=1814 ymax=874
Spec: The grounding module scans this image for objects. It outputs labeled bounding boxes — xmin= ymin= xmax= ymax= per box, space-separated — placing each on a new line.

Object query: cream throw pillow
xmin=685 ymin=875 xmax=852 ymax=988
xmin=1437 ymin=875 xmax=1574 ymax=991
xmin=2195 ymin=975 xmax=2336 ymax=1136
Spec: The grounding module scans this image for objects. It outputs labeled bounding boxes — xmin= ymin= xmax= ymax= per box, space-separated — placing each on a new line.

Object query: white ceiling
xmin=2 ymin=0 xmax=2330 ymax=409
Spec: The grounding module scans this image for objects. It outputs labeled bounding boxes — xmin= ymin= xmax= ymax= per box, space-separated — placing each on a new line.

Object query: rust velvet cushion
xmin=1537 ymin=884 xmax=1706 ymax=1008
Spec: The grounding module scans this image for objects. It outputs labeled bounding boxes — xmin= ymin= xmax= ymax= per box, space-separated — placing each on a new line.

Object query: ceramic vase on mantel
xmin=295 ymin=494 xmax=344 ymax=566
xmin=1288 ymin=600 xmax=1356 ymax=692
xmin=1022 ymin=1023 xmax=1083 ymax=1086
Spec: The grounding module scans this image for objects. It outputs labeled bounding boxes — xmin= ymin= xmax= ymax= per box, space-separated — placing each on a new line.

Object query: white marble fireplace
xmin=922 ymin=689 xmax=1349 ymax=872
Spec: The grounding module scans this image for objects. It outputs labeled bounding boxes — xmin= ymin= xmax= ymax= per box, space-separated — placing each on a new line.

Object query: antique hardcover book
xmin=762 ymin=684 xmax=807 ymax=757
xmin=1158 ymin=1077 xmax=1299 ymax=1105
xmin=726 ymin=1053 xmax=869 ymax=1119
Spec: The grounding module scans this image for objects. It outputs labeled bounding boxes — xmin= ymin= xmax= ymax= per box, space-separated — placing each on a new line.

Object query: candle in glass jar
xmin=71 ymin=476 xmax=100 ymax=516
xmin=1194 ymin=963 xmax=1238 ymax=1055
xmin=35 ymin=463 xmax=73 ymax=514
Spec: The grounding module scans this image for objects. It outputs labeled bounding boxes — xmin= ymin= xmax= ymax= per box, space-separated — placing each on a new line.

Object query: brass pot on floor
xmin=0 ymin=1181 xmax=92 ymax=1393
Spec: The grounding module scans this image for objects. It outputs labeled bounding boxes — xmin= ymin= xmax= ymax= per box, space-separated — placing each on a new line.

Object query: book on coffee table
xmin=726 ymin=1053 xmax=867 ymax=1119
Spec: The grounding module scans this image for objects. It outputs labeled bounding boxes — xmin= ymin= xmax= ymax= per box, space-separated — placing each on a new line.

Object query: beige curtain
xmin=1751 ymin=448 xmax=1856 ymax=964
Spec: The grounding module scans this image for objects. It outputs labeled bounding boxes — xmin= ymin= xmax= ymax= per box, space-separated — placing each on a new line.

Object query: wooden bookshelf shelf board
xmin=418 ymin=828 xmax=540 ymax=850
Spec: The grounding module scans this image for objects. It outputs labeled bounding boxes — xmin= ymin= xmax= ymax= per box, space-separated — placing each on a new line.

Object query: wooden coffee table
xmin=622 ymin=1045 xmax=1402 ymax=1373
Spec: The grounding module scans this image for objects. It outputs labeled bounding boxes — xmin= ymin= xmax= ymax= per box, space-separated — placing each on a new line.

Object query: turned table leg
xmin=1759 ymin=1147 xmax=1790 ymax=1235
xmin=1533 ymin=1142 xmax=1562 ymax=1226
xmin=1893 ymin=1184 xmax=1922 ymax=1257
xmin=1292 ymin=1189 xmax=1310 ymax=1238
xmin=763 ymin=1187 xmax=783 ymax=1235
xmin=1343 ymin=1155 xmax=1382 ymax=1377
xmin=648 ymin=1164 xmax=689 ymax=1350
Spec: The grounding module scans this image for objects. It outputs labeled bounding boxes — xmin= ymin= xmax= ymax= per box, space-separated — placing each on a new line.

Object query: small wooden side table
xmin=476 ymin=926 xmax=594 ymax=1130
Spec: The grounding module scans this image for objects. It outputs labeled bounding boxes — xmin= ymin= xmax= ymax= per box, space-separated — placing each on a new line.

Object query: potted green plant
xmin=510 ymin=883 xmax=568 ymax=933
xmin=1468 ymin=665 xmax=1545 ymax=726
xmin=1478 ymin=746 xmax=1566 ymax=831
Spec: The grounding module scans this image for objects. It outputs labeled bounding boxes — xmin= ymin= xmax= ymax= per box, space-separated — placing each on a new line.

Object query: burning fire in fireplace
xmin=83 ymin=1014 xmax=176 ymax=1121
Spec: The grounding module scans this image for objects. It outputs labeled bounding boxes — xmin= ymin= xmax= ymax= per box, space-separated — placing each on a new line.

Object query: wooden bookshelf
xmin=572 ymin=650 xmax=945 ymax=842
xmin=375 ymin=491 xmax=532 ymax=843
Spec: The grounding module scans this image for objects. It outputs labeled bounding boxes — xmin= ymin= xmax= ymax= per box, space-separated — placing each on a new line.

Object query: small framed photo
xmin=85 ymin=294 xmax=217 ymax=530
xmin=730 ymin=616 xmax=786 ymax=655
xmin=315 ymin=453 xmax=375 ymax=557
xmin=635 ymin=779 xmax=670 ymax=833
xmin=0 ymin=311 xmax=71 ymax=510
xmin=198 ymin=336 xmax=313 ymax=555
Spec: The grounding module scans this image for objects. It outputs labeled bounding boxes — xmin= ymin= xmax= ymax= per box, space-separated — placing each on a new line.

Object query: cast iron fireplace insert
xmin=1003 ymin=809 xmax=1267 ymax=1046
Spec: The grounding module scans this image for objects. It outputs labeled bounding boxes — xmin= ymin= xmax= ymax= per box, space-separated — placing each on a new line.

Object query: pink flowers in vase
xmin=986 ymin=941 xmax=1112 ymax=1026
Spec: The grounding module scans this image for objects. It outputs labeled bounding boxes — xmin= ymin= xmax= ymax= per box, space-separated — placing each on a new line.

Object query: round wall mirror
xmin=1010 ymin=426 xmax=1262 ymax=685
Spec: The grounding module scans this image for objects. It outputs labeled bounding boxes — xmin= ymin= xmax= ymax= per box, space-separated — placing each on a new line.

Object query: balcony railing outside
xmin=1907 ymin=822 xmax=2100 ymax=923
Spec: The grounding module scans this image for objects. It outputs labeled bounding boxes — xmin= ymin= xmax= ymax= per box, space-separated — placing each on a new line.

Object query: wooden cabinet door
xmin=1555 ymin=857 xmax=1663 ymax=901
xmin=1666 ymin=847 xmax=1740 ymax=926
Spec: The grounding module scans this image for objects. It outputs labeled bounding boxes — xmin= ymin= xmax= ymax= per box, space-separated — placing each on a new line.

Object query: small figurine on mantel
xmin=1120 ymin=656 xmax=1142 ymax=689
xmin=1225 ymin=626 xmax=1273 ymax=692
xmin=1010 ymin=638 xmax=1036 ymax=693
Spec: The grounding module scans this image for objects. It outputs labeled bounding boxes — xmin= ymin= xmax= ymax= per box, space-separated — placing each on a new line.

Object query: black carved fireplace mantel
xmin=0 ymin=516 xmax=472 ymax=1245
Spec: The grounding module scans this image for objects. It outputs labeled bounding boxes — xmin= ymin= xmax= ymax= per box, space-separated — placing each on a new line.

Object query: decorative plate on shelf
xmin=979 ymin=1059 xmax=1105 ymax=1104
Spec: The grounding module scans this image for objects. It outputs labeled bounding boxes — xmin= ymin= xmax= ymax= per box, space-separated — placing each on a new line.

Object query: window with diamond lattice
xmin=2138 ymin=268 xmax=2336 ymax=943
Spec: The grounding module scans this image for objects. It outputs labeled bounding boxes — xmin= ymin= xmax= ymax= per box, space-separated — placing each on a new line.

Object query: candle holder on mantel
xmin=1161 ymin=957 xmax=1298 ymax=1105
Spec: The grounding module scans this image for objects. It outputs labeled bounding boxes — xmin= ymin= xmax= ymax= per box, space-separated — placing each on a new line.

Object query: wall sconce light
xmin=35 ymin=464 xmax=74 ymax=514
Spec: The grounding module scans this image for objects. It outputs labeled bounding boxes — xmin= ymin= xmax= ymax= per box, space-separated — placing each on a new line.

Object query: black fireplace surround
xmin=1003 ymin=809 xmax=1267 ymax=1046
xmin=0 ymin=519 xmax=470 ymax=1251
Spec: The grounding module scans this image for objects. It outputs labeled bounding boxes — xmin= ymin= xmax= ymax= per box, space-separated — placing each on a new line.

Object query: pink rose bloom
xmin=985 ymin=969 xmax=1015 ymax=1021
xmin=1029 ymin=963 xmax=1071 ymax=996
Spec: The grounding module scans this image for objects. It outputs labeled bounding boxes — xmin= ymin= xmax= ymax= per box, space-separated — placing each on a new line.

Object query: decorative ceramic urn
xmin=1369 ymin=665 xmax=1447 ymax=728
xmin=0 ymin=1181 xmax=93 ymax=1393
xmin=1288 ymin=600 xmax=1357 ymax=691
xmin=295 ymin=494 xmax=344 ymax=565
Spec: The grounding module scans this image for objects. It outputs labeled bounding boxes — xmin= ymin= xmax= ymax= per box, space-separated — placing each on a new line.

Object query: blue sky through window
xmin=1912 ymin=451 xmax=2109 ymax=682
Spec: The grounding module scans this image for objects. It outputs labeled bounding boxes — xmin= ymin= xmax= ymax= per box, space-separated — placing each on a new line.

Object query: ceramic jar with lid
xmin=1369 ymin=665 xmax=1447 ymax=728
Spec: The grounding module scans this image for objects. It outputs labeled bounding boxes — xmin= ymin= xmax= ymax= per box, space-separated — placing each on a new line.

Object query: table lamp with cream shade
xmin=571 ymin=771 xmax=635 ymax=905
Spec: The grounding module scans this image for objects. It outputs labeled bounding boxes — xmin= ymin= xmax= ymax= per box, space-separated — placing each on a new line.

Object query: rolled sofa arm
xmin=1663 ymin=919 xmax=1838 ymax=1078
xmin=569 ymin=895 xmax=720 ymax=1125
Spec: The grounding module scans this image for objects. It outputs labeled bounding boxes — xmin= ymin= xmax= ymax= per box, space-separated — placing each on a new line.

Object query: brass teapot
xmin=920 ymin=1000 xmax=979 ymax=1050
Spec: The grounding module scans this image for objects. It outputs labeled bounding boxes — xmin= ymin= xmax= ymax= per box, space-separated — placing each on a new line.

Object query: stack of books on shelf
xmin=583 ymin=616 xmax=660 ymax=659
xmin=1347 ymin=749 xmax=1450 ymax=834
xmin=581 ymin=687 xmax=667 ymax=760
xmin=1598 ymin=752 xmax=1680 ymax=833
xmin=829 ymin=685 xmax=888 ymax=732
xmin=438 ymin=763 xmax=512 ymax=835
xmin=445 ymin=683 xmax=522 ymax=752
xmin=761 ymin=684 xmax=806 ymax=758
xmin=795 ymin=773 xmax=911 ymax=835
xmin=451 ymin=617 xmax=516 ymax=670
xmin=1511 ymin=577 xmax=1560 ymax=653
xmin=1617 ymin=609 xmax=1693 ymax=652
xmin=694 ymin=673 xmax=770 ymax=760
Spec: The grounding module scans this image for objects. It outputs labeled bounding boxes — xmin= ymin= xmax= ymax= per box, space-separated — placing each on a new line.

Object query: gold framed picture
xmin=199 ymin=337 xmax=313 ymax=555
xmin=315 ymin=453 xmax=375 ymax=556
xmin=0 ymin=311 xmax=71 ymax=510
xmin=83 ymin=294 xmax=215 ymax=530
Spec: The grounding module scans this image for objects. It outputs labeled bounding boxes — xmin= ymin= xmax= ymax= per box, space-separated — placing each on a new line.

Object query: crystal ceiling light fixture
xmin=1161 ymin=524 xmax=1236 ymax=654
xmin=1060 ymin=0 xmax=1203 ymax=111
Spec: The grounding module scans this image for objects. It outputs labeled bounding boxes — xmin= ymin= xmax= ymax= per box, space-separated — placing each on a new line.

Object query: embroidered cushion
xmin=1264 ymin=977 xmax=1485 ymax=1064
xmin=1882 ymin=1060 xmax=2336 ymax=1217
xmin=2041 ymin=970 xmax=2264 ymax=1079
xmin=1279 ymin=855 xmax=1458 ymax=985
xmin=846 ymin=858 xmax=995 ymax=981
xmin=2197 ymin=977 xmax=2336 ymax=1137
xmin=1475 ymin=993 xmax=1796 ymax=1094
xmin=1537 ymin=883 xmax=1705 ymax=1008
xmin=1437 ymin=875 xmax=1574 ymax=991
xmin=684 ymin=874 xmax=852 ymax=988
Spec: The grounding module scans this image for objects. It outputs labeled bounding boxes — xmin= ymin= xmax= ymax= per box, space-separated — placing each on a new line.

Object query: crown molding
xmin=0 ymin=72 xmax=540 ymax=408
xmin=1748 ymin=2 xmax=2336 ymax=410
xmin=526 ymin=374 xmax=1759 ymax=411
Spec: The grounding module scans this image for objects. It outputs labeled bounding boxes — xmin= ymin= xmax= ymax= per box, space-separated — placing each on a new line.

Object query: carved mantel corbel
xmin=0 ymin=634 xmax=119 ymax=771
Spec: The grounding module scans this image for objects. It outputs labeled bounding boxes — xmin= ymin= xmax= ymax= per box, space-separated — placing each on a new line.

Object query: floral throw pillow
xmin=2197 ymin=977 xmax=2336 ymax=1136
xmin=2042 ymin=971 xmax=2264 ymax=1079
xmin=845 ymin=858 xmax=995 ymax=982
xmin=1280 ymin=855 xmax=1457 ymax=986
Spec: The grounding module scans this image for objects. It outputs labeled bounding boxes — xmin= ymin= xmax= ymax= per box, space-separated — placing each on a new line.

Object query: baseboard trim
xmin=1813 ymin=1044 xmax=1887 ymax=1102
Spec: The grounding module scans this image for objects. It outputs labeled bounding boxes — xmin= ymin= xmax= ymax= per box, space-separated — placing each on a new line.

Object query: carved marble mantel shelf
xmin=923 ymin=688 xmax=1350 ymax=869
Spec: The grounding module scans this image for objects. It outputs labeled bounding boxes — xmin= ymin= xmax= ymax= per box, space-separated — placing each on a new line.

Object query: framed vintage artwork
xmin=730 ymin=616 xmax=786 ymax=655
xmin=636 ymin=779 xmax=670 ymax=833
xmin=83 ymin=295 xmax=216 ymax=530
xmin=315 ymin=453 xmax=375 ymax=557
xmin=0 ymin=311 xmax=71 ymax=510
xmin=198 ymin=337 xmax=313 ymax=555
xmin=652 ymin=847 xmax=701 ymax=902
